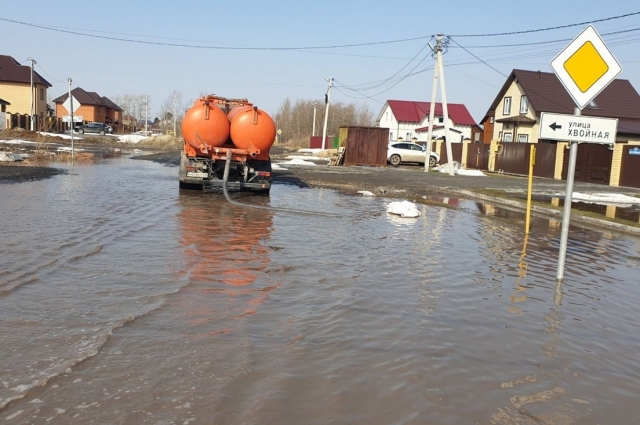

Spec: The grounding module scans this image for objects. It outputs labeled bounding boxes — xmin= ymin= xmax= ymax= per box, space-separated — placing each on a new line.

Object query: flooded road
xmin=1 ymin=158 xmax=639 ymax=424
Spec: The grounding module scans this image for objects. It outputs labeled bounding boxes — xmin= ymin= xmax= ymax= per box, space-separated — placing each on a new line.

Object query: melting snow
xmin=275 ymin=158 xmax=317 ymax=166
xmin=561 ymin=192 xmax=640 ymax=206
xmin=387 ymin=201 xmax=421 ymax=218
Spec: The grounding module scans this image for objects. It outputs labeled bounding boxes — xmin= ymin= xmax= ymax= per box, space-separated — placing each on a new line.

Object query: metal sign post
xmin=548 ymin=25 xmax=622 ymax=281
xmin=68 ymin=78 xmax=74 ymax=163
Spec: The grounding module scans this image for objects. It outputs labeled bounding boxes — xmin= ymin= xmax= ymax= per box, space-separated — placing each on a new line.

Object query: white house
xmin=376 ymin=100 xmax=479 ymax=143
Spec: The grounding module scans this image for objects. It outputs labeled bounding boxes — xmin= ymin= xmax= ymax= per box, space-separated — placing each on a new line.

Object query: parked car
xmin=387 ymin=142 xmax=440 ymax=167
xmin=74 ymin=122 xmax=113 ymax=135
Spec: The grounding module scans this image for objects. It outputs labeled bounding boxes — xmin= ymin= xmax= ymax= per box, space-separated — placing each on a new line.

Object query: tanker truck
xmin=178 ymin=95 xmax=276 ymax=193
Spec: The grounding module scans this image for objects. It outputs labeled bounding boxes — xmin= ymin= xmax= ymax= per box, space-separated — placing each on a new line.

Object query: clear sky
xmin=2 ymin=1 xmax=640 ymax=124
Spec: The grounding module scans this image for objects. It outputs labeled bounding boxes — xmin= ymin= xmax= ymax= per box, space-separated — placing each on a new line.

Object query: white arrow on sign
xmin=62 ymin=95 xmax=81 ymax=114
xmin=539 ymin=112 xmax=617 ymax=144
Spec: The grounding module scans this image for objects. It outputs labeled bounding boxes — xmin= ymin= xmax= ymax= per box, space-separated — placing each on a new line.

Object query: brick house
xmin=52 ymin=87 xmax=122 ymax=124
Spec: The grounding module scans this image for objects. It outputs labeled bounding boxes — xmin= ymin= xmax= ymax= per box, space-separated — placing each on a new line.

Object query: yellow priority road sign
xmin=550 ymin=25 xmax=622 ymax=110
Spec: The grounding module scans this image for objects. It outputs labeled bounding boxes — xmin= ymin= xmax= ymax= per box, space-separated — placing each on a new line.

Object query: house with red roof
xmin=376 ymin=100 xmax=480 ymax=143
xmin=52 ymin=87 xmax=122 ymax=125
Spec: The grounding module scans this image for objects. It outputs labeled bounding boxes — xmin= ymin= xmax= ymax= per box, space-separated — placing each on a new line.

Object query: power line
xmin=448 ymin=27 xmax=640 ymax=49
xmin=0 ymin=17 xmax=430 ymax=50
xmin=449 ymin=38 xmax=507 ymax=77
xmin=36 ymin=63 xmax=66 ymax=83
xmin=450 ymin=11 xmax=640 ymax=37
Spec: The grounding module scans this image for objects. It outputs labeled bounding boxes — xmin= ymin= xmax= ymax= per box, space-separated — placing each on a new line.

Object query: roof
xmin=52 ymin=87 xmax=122 ymax=110
xmin=483 ymin=69 xmax=640 ymax=121
xmin=101 ymin=96 xmax=123 ymax=111
xmin=0 ymin=55 xmax=51 ymax=87
xmin=0 ymin=97 xmax=10 ymax=106
xmin=495 ymin=114 xmax=537 ymax=124
xmin=385 ymin=100 xmax=477 ymax=126
xmin=618 ymin=121 xmax=640 ymax=136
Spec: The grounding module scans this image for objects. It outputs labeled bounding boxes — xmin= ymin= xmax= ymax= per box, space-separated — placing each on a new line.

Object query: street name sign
xmin=550 ymin=25 xmax=622 ymax=110
xmin=62 ymin=95 xmax=81 ymax=114
xmin=62 ymin=115 xmax=83 ymax=123
xmin=539 ymin=112 xmax=617 ymax=144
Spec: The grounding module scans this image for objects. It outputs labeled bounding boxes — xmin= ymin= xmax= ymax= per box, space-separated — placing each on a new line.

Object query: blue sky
xmin=2 ymin=1 xmax=640 ymax=123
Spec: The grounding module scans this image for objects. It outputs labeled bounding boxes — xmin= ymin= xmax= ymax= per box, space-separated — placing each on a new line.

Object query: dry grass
xmin=135 ymin=135 xmax=182 ymax=150
xmin=278 ymin=138 xmax=310 ymax=150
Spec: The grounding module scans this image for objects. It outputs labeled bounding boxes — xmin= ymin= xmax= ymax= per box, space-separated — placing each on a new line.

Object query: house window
xmin=490 ymin=117 xmax=494 ymax=124
xmin=385 ymin=112 xmax=389 ymax=121
xmin=520 ymin=96 xmax=528 ymax=114
xmin=389 ymin=132 xmax=393 ymax=141
xmin=518 ymin=134 xmax=528 ymax=143
xmin=498 ymin=131 xmax=503 ymax=141
xmin=503 ymin=97 xmax=512 ymax=115
xmin=406 ymin=132 xmax=413 ymax=141
xmin=474 ymin=132 xmax=480 ymax=142
xmin=438 ymin=117 xmax=444 ymax=123
xmin=40 ymin=88 xmax=44 ymax=101
xmin=503 ymin=133 xmax=513 ymax=142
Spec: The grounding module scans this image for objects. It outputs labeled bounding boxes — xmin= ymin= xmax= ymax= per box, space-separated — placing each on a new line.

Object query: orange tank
xmin=229 ymin=106 xmax=276 ymax=152
xmin=182 ymin=97 xmax=230 ymax=153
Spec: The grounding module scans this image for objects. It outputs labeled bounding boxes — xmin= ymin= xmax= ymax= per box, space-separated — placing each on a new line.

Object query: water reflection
xmin=174 ymin=191 xmax=276 ymax=337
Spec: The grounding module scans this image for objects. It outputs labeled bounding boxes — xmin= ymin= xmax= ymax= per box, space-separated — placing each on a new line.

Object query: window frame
xmin=520 ymin=96 xmax=528 ymax=114
xmin=503 ymin=96 xmax=512 ymax=115
xmin=518 ymin=134 xmax=528 ymax=143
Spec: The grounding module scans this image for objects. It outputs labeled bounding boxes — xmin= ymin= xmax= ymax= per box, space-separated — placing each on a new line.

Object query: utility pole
xmin=425 ymin=35 xmax=454 ymax=176
xmin=321 ymin=77 xmax=333 ymax=150
xmin=312 ymin=102 xmax=317 ymax=137
xmin=68 ymin=78 xmax=74 ymax=163
xmin=424 ymin=58 xmax=439 ymax=172
xmin=145 ymin=98 xmax=148 ymax=135
xmin=173 ymin=97 xmax=177 ymax=136
xmin=28 ymin=58 xmax=36 ymax=131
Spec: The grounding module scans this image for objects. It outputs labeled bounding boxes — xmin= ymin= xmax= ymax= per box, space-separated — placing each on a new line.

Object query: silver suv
xmin=387 ymin=142 xmax=440 ymax=167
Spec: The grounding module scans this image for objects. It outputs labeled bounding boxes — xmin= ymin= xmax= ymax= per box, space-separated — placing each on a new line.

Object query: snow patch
xmin=357 ymin=190 xmax=376 ymax=197
xmin=275 ymin=158 xmax=318 ymax=166
xmin=559 ymin=192 xmax=640 ymax=206
xmin=387 ymin=201 xmax=421 ymax=218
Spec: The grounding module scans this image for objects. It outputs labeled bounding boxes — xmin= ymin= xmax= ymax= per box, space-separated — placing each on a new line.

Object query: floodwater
xmin=1 ymin=158 xmax=640 ymax=424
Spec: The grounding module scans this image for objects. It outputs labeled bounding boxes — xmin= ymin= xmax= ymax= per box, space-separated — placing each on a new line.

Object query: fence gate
xmin=466 ymin=144 xmax=490 ymax=170
xmin=562 ymin=143 xmax=613 ymax=184
xmin=619 ymin=146 xmax=640 ymax=188
xmin=439 ymin=143 xmax=463 ymax=165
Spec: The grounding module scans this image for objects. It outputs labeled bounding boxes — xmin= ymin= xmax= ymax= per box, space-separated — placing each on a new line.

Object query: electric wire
xmin=0 ymin=17 xmax=430 ymax=50
xmin=449 ymin=11 xmax=640 ymax=37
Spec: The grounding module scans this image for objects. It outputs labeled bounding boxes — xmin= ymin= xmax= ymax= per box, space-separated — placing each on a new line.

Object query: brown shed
xmin=340 ymin=126 xmax=389 ymax=166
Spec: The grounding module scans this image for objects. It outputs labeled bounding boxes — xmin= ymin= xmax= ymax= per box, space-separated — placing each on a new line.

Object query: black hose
xmin=222 ymin=150 xmax=341 ymax=217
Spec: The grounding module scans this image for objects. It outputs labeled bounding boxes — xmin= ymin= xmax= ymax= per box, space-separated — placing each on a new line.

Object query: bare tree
xmin=158 ymin=90 xmax=183 ymax=135
xmin=275 ymin=98 xmax=375 ymax=144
